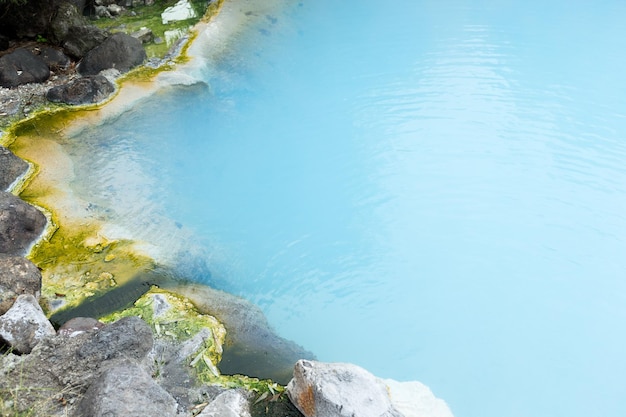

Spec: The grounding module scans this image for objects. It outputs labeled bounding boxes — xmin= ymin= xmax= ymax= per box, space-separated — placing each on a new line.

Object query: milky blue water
xmin=64 ymin=1 xmax=626 ymax=416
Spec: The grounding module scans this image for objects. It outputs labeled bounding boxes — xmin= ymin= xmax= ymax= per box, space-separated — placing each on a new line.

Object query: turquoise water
xmin=65 ymin=1 xmax=626 ymax=416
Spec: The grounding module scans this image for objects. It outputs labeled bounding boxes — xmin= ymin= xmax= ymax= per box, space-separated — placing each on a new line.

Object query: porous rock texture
xmin=46 ymin=74 xmax=116 ymax=105
xmin=0 ymin=253 xmax=42 ymax=315
xmin=0 ymin=191 xmax=47 ymax=256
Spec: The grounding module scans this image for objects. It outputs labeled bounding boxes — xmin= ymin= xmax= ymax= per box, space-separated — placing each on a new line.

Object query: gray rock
xmin=197 ymin=389 xmax=252 ymax=417
xmin=78 ymin=33 xmax=147 ymax=76
xmin=46 ymin=75 xmax=115 ymax=105
xmin=0 ymin=191 xmax=47 ymax=256
xmin=286 ymin=360 xmax=404 ymax=417
xmin=0 ymin=316 xmax=157 ymax=415
xmin=74 ymin=362 xmax=179 ymax=417
xmin=0 ymin=146 xmax=28 ymax=192
xmin=0 ymin=254 xmax=42 ymax=315
xmin=78 ymin=315 xmax=153 ymax=362
xmin=0 ymin=48 xmax=50 ymax=88
xmin=0 ymin=294 xmax=55 ymax=354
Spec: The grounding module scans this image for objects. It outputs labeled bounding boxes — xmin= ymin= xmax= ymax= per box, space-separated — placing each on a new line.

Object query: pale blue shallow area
xmin=67 ymin=1 xmax=626 ymax=416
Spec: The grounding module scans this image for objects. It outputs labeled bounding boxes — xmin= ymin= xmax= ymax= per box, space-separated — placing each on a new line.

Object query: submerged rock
xmin=0 ymin=294 xmax=55 ymax=354
xmin=383 ymin=379 xmax=455 ymax=417
xmin=0 ymin=254 xmax=42 ymax=315
xmin=0 ymin=191 xmax=47 ymax=256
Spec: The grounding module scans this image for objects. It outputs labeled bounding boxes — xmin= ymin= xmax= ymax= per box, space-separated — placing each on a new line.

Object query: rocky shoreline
xmin=1 ymin=1 xmax=455 ymax=416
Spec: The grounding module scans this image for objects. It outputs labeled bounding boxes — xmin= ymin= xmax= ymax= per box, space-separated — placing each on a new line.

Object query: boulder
xmin=0 ymin=294 xmax=55 ymax=353
xmin=0 ymin=146 xmax=28 ymax=192
xmin=286 ymin=360 xmax=404 ymax=417
xmin=78 ymin=315 xmax=153 ymax=361
xmin=0 ymin=254 xmax=42 ymax=315
xmin=46 ymin=75 xmax=115 ymax=105
xmin=50 ymin=2 xmax=109 ymax=58
xmin=197 ymin=389 xmax=252 ymax=417
xmin=161 ymin=0 xmax=197 ymax=24
xmin=64 ymin=25 xmax=110 ymax=59
xmin=0 ymin=48 xmax=50 ymax=88
xmin=74 ymin=362 xmax=179 ymax=417
xmin=0 ymin=191 xmax=47 ymax=256
xmin=78 ymin=32 xmax=146 ymax=76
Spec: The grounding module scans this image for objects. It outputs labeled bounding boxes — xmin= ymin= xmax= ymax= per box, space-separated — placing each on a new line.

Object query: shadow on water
xmin=47 ymin=268 xmax=169 ymax=328
xmin=48 ymin=265 xmax=314 ymax=384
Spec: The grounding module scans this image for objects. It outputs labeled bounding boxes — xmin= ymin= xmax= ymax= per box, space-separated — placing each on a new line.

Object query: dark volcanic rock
xmin=50 ymin=2 xmax=109 ymax=58
xmin=78 ymin=32 xmax=146 ymax=76
xmin=0 ymin=146 xmax=29 ymax=191
xmin=0 ymin=48 xmax=50 ymax=88
xmin=0 ymin=191 xmax=47 ymax=255
xmin=26 ymin=45 xmax=72 ymax=71
xmin=74 ymin=363 xmax=179 ymax=417
xmin=78 ymin=315 xmax=153 ymax=361
xmin=0 ymin=254 xmax=42 ymax=315
xmin=0 ymin=294 xmax=55 ymax=354
xmin=47 ymin=75 xmax=115 ymax=105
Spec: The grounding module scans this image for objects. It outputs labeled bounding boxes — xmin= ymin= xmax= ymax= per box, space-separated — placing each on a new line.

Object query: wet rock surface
xmin=0 ymin=146 xmax=28 ymax=191
xmin=0 ymin=254 xmax=42 ymax=315
xmin=0 ymin=191 xmax=47 ymax=256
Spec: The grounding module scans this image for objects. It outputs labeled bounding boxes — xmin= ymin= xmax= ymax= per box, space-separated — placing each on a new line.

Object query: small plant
xmin=35 ymin=34 xmax=47 ymax=43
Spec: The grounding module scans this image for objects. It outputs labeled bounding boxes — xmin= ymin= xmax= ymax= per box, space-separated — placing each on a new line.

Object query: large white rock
xmin=384 ymin=379 xmax=455 ymax=417
xmin=0 ymin=294 xmax=55 ymax=353
xmin=286 ymin=360 xmax=403 ymax=417
xmin=161 ymin=0 xmax=197 ymax=24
